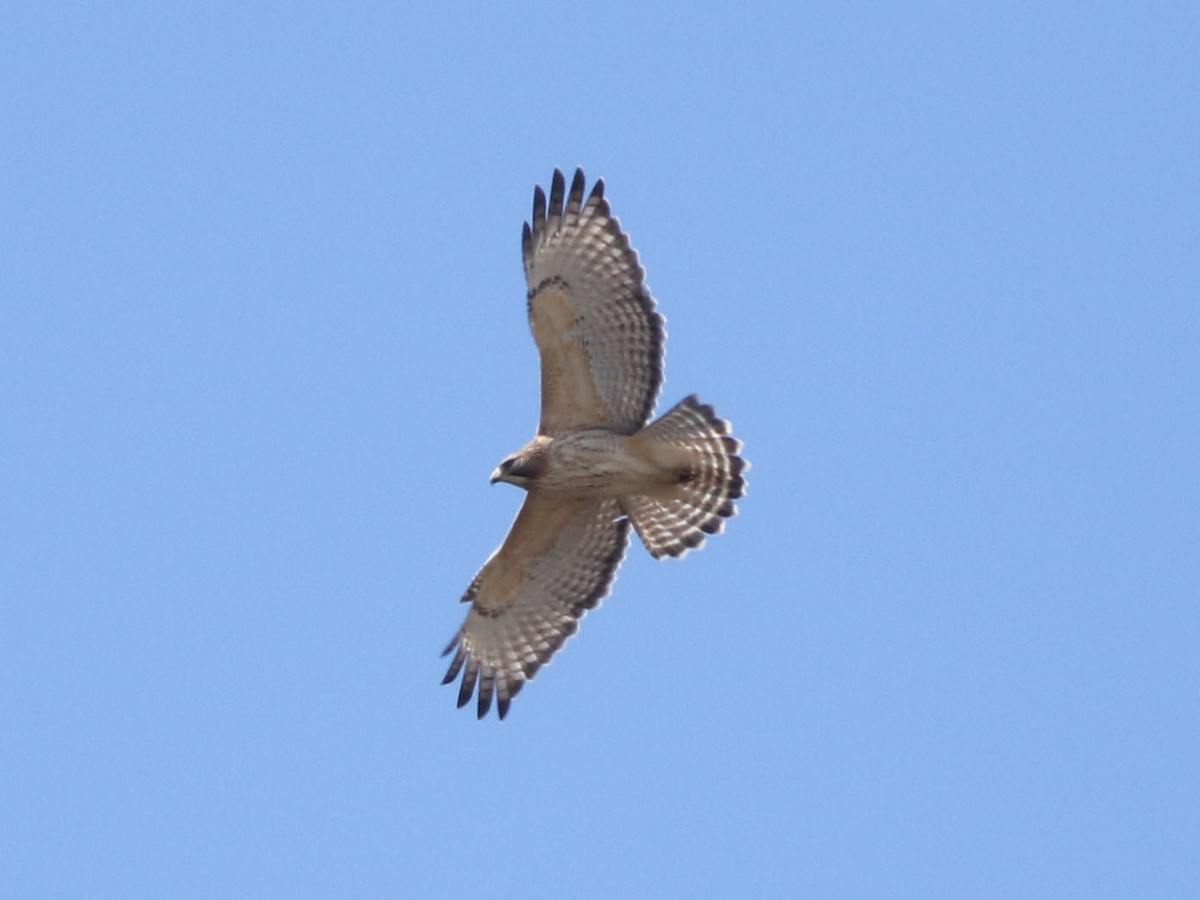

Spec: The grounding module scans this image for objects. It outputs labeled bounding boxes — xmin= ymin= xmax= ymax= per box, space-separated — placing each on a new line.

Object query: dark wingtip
xmin=548 ymin=169 xmax=566 ymax=226
xmin=476 ymin=681 xmax=493 ymax=720
xmin=456 ymin=662 xmax=478 ymax=709
xmin=531 ymin=184 xmax=547 ymax=235
xmin=440 ymin=637 xmax=465 ymax=685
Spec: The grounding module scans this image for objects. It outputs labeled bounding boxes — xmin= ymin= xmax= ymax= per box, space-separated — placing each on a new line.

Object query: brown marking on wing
xmin=469 ymin=493 xmax=592 ymax=615
xmin=529 ymin=279 xmax=615 ymax=432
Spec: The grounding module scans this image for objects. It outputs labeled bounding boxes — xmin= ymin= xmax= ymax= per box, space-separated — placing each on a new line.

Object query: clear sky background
xmin=3 ymin=3 xmax=1197 ymax=897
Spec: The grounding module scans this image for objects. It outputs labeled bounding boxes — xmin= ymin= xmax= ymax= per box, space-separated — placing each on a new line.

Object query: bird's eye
xmin=501 ymin=459 xmax=514 ymax=472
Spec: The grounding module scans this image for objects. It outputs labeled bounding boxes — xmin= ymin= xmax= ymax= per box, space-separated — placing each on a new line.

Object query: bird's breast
xmin=533 ymin=431 xmax=664 ymax=497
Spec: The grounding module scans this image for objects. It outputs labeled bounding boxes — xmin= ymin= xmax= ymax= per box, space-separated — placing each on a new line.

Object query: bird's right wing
xmin=522 ymin=168 xmax=665 ymax=435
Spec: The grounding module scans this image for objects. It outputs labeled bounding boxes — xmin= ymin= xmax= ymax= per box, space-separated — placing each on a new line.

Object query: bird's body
xmin=495 ymin=429 xmax=688 ymax=497
xmin=442 ymin=169 xmax=746 ymax=719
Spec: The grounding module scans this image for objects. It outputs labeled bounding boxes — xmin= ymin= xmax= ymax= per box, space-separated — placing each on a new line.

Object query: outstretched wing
xmin=442 ymin=495 xmax=630 ymax=719
xmin=522 ymin=168 xmax=665 ymax=435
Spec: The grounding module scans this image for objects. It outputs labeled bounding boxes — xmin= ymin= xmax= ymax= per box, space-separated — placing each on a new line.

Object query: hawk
xmin=442 ymin=169 xmax=746 ymax=719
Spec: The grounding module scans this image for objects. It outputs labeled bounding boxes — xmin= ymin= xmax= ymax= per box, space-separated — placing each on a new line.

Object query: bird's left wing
xmin=523 ymin=168 xmax=665 ymax=435
xmin=442 ymin=494 xmax=631 ymax=719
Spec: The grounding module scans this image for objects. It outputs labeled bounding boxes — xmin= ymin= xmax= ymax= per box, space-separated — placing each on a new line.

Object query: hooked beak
xmin=489 ymin=468 xmax=504 ymax=485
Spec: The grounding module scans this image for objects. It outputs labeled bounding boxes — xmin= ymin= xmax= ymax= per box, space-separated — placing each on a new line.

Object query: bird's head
xmin=490 ymin=447 xmax=545 ymax=488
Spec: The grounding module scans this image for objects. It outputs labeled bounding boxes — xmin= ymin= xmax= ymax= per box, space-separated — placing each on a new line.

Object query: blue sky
xmin=3 ymin=3 xmax=1197 ymax=896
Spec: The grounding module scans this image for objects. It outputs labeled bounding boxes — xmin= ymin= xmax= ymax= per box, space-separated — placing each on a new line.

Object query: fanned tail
xmin=622 ymin=395 xmax=747 ymax=559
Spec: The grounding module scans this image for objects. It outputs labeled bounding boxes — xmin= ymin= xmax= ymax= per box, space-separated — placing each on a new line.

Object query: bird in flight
xmin=442 ymin=169 xmax=746 ymax=719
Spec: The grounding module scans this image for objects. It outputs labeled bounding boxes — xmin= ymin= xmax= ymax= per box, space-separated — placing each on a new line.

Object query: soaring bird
xmin=442 ymin=169 xmax=746 ymax=719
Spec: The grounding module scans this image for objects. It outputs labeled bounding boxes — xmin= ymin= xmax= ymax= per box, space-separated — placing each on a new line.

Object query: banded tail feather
xmin=622 ymin=395 xmax=746 ymax=559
